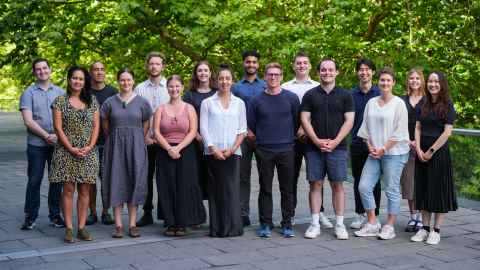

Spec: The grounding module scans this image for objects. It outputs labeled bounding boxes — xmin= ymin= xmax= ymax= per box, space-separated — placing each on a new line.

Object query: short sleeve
xmin=100 ymin=99 xmax=111 ymax=120
xmin=141 ymin=99 xmax=153 ymax=122
xmin=51 ymin=95 xmax=65 ymax=111
xmin=300 ymin=90 xmax=313 ymax=112
xmin=19 ymin=90 xmax=33 ymax=111
xmin=445 ymin=102 xmax=456 ymax=125
xmin=343 ymin=91 xmax=355 ymax=112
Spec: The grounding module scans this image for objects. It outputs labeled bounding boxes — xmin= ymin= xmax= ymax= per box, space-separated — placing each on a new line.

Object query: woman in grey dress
xmin=101 ymin=68 xmax=152 ymax=238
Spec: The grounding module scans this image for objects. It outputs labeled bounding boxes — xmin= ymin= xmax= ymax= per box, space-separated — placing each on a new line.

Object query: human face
xmin=217 ymin=70 xmax=233 ymax=93
xmin=294 ymin=56 xmax=311 ymax=77
xmin=147 ymin=56 xmax=164 ymax=78
xmin=265 ymin=67 xmax=283 ymax=90
xmin=357 ymin=64 xmax=373 ymax=84
xmin=318 ymin=60 xmax=338 ymax=85
xmin=118 ymin=72 xmax=134 ymax=93
xmin=33 ymin=61 xmax=51 ymax=82
xmin=167 ymin=79 xmax=183 ymax=100
xmin=427 ymin=73 xmax=441 ymax=97
xmin=243 ymin=56 xmax=259 ymax=76
xmin=69 ymin=70 xmax=85 ymax=93
xmin=90 ymin=62 xmax=106 ymax=84
xmin=378 ymin=73 xmax=395 ymax=94
xmin=408 ymin=71 xmax=422 ymax=93
xmin=196 ymin=64 xmax=211 ymax=84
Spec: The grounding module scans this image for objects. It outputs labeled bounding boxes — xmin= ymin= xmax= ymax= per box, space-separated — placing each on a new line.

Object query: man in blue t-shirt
xmin=248 ymin=62 xmax=299 ymax=238
xmin=232 ymin=50 xmax=266 ymax=227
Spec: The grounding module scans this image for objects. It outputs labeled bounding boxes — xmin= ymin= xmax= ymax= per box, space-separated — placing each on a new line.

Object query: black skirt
xmin=415 ymin=136 xmax=457 ymax=213
xmin=194 ymin=140 xmax=210 ymax=200
xmin=207 ymin=155 xmax=243 ymax=237
xmin=156 ymin=143 xmax=206 ymax=226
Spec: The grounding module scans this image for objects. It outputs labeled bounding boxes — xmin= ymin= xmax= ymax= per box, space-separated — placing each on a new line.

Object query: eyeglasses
xmin=266 ymin=73 xmax=282 ymax=77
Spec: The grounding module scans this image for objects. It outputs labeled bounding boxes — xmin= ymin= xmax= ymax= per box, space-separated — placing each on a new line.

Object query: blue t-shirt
xmin=248 ymin=90 xmax=300 ymax=152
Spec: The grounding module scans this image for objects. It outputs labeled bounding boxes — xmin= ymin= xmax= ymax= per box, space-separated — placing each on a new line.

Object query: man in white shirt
xmin=281 ymin=52 xmax=332 ymax=228
xmin=134 ymin=52 xmax=169 ymax=227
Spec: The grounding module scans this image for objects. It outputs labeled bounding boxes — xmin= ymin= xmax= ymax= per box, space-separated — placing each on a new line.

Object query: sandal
xmin=112 ymin=226 xmax=123 ymax=238
xmin=129 ymin=226 xmax=140 ymax=238
xmin=164 ymin=226 xmax=176 ymax=237
xmin=175 ymin=227 xmax=189 ymax=237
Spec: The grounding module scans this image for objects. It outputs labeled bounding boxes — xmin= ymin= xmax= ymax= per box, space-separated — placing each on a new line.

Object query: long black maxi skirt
xmin=415 ymin=136 xmax=458 ymax=213
xmin=207 ymin=155 xmax=243 ymax=237
xmin=156 ymin=143 xmax=206 ymax=227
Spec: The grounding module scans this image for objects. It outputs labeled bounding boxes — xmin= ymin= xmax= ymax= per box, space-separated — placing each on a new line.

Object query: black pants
xmin=143 ymin=145 xmax=159 ymax=213
xmin=239 ymin=140 xmax=258 ymax=217
xmin=294 ymin=140 xmax=324 ymax=212
xmin=257 ymin=149 xmax=295 ymax=228
xmin=351 ymin=150 xmax=381 ymax=215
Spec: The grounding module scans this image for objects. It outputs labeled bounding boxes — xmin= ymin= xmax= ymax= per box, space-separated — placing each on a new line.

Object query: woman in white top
xmin=354 ymin=68 xmax=410 ymax=240
xmin=200 ymin=64 xmax=247 ymax=237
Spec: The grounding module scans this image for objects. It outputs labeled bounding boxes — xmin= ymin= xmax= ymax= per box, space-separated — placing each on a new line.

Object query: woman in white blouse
xmin=354 ymin=68 xmax=410 ymax=240
xmin=200 ymin=64 xmax=246 ymax=237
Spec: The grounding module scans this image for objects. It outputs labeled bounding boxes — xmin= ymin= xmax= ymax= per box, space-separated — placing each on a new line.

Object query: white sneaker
xmin=426 ymin=231 xmax=441 ymax=245
xmin=350 ymin=213 xmax=366 ymax=229
xmin=319 ymin=214 xmax=334 ymax=228
xmin=335 ymin=224 xmax=349 ymax=240
xmin=378 ymin=224 xmax=396 ymax=240
xmin=354 ymin=222 xmax=381 ymax=237
xmin=304 ymin=224 xmax=321 ymax=239
xmin=411 ymin=228 xmax=429 ymax=242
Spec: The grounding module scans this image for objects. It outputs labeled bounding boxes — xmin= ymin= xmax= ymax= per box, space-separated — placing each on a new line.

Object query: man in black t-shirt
xmin=300 ymin=59 xmax=354 ymax=240
xmin=86 ymin=61 xmax=117 ymax=226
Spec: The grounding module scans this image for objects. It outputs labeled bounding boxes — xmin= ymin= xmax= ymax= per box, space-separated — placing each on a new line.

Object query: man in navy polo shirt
xmin=232 ymin=50 xmax=266 ymax=227
xmin=19 ymin=58 xmax=65 ymax=230
xmin=249 ymin=62 xmax=300 ymax=238
xmin=301 ymin=59 xmax=354 ymax=240
xmin=349 ymin=58 xmax=381 ymax=230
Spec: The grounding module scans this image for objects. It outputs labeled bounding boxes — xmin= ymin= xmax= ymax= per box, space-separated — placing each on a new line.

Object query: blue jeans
xmin=24 ymin=145 xmax=62 ymax=221
xmin=359 ymin=154 xmax=408 ymax=215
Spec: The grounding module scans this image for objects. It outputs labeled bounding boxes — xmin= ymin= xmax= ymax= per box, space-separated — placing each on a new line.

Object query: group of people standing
xmin=19 ymin=50 xmax=457 ymax=245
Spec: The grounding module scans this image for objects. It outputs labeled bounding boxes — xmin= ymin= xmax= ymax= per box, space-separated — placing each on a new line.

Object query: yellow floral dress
xmin=49 ymin=95 xmax=99 ymax=184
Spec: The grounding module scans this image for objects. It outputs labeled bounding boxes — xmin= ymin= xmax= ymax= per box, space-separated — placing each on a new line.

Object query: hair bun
xmin=219 ymin=63 xmax=230 ymax=69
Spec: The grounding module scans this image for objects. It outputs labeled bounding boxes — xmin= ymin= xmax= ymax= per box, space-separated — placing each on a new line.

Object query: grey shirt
xmin=19 ymin=83 xmax=65 ymax=146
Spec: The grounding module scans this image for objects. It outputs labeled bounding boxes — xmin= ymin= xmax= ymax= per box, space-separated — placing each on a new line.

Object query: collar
xmin=213 ymin=92 xmax=233 ymax=100
xmin=291 ymin=77 xmax=316 ymax=85
xmin=353 ymin=84 xmax=380 ymax=95
xmin=146 ymin=77 xmax=166 ymax=87
xmin=34 ymin=82 xmax=53 ymax=91
xmin=240 ymin=76 xmax=260 ymax=84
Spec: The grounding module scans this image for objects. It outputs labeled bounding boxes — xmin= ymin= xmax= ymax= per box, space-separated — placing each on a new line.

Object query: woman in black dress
xmin=183 ymin=60 xmax=217 ymax=200
xmin=411 ymin=71 xmax=457 ymax=245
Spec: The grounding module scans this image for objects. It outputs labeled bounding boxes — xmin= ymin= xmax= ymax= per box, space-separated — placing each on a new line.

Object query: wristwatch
xmin=429 ymin=148 xmax=435 ymax=153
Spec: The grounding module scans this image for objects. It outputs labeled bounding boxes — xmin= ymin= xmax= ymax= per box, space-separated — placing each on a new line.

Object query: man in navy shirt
xmin=301 ymin=59 xmax=354 ymax=240
xmin=232 ymin=50 xmax=266 ymax=227
xmin=248 ymin=62 xmax=299 ymax=238
xmin=349 ymin=58 xmax=381 ymax=230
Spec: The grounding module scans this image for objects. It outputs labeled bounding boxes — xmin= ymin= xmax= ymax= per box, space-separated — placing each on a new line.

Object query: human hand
xmin=247 ymin=130 xmax=256 ymax=142
xmin=196 ymin=134 xmax=203 ymax=142
xmin=167 ymin=146 xmax=181 ymax=159
xmin=323 ymin=139 xmax=339 ymax=152
xmin=210 ymin=147 xmax=226 ymax=160
xmin=145 ymin=135 xmax=154 ymax=145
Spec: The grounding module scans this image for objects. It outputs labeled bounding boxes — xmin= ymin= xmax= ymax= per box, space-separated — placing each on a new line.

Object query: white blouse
xmin=357 ymin=96 xmax=410 ymax=155
xmin=200 ymin=92 xmax=247 ymax=155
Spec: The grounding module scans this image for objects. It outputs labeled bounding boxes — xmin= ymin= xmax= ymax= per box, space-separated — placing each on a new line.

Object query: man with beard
xmin=134 ymin=52 xmax=169 ymax=227
xmin=86 ymin=61 xmax=117 ymax=226
xmin=232 ymin=50 xmax=266 ymax=227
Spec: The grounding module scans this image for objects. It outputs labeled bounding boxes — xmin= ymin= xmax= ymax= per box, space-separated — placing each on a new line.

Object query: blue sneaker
xmin=257 ymin=225 xmax=272 ymax=238
xmin=281 ymin=227 xmax=295 ymax=238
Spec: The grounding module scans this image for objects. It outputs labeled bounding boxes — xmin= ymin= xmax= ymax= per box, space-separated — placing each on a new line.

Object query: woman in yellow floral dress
xmin=50 ymin=66 xmax=100 ymax=243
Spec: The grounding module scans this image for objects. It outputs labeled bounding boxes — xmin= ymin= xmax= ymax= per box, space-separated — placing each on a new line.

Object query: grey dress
xmin=100 ymin=95 xmax=152 ymax=208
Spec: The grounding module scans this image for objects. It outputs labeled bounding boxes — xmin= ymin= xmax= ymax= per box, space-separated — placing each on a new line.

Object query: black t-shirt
xmin=92 ymin=85 xmax=118 ymax=145
xmin=401 ymin=95 xmax=425 ymax=141
xmin=183 ymin=89 xmax=217 ymax=117
xmin=300 ymin=86 xmax=354 ymax=150
xmin=416 ymin=101 xmax=456 ymax=138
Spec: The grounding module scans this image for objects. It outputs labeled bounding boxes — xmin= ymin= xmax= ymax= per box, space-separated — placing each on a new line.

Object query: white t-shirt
xmin=281 ymin=78 xmax=319 ymax=102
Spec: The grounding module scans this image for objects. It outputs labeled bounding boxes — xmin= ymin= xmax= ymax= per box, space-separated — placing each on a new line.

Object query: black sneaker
xmin=101 ymin=213 xmax=114 ymax=225
xmin=21 ymin=218 xmax=36 ymax=230
xmin=136 ymin=213 xmax=153 ymax=227
xmin=242 ymin=216 xmax=251 ymax=227
xmin=50 ymin=216 xmax=66 ymax=228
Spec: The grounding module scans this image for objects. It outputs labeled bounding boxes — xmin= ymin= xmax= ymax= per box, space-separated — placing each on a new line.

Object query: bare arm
xmin=174 ymin=104 xmax=197 ymax=151
xmin=423 ymin=124 xmax=453 ymax=161
xmin=414 ymin=121 xmax=426 ymax=162
xmin=324 ymin=111 xmax=354 ymax=151
xmin=143 ymin=120 xmax=150 ymax=137
xmin=300 ymin=111 xmax=325 ymax=150
xmin=21 ymin=110 xmax=55 ymax=144
xmin=153 ymin=106 xmax=172 ymax=151
xmin=53 ymin=108 xmax=80 ymax=157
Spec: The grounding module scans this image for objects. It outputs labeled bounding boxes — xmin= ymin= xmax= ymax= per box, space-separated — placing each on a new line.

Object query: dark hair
xmin=377 ymin=67 xmax=396 ymax=81
xmin=32 ymin=58 xmax=49 ymax=71
xmin=242 ymin=50 xmax=260 ymax=61
xmin=188 ymin=60 xmax=216 ymax=91
xmin=421 ymin=71 xmax=451 ymax=120
xmin=356 ymin=58 xmax=376 ymax=72
xmin=294 ymin=51 xmax=310 ymax=61
xmin=90 ymin=60 xmax=104 ymax=71
xmin=66 ymin=66 xmax=92 ymax=106
xmin=145 ymin=51 xmax=166 ymax=66
xmin=218 ymin=63 xmax=235 ymax=81
xmin=167 ymin=74 xmax=184 ymax=86
xmin=116 ymin=68 xmax=135 ymax=81
xmin=405 ymin=68 xmax=425 ymax=96
xmin=316 ymin=58 xmax=337 ymax=71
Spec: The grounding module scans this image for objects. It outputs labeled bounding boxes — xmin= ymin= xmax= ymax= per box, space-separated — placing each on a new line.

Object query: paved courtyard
xmin=0 ymin=112 xmax=479 ymax=270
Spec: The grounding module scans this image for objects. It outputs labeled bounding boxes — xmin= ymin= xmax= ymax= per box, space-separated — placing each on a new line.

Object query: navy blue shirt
xmin=350 ymin=85 xmax=380 ymax=152
xmin=232 ymin=76 xmax=266 ymax=118
xmin=248 ymin=90 xmax=300 ymax=152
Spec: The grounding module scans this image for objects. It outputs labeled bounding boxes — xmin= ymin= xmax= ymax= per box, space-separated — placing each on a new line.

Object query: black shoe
xmin=101 ymin=213 xmax=114 ymax=225
xmin=242 ymin=216 xmax=251 ymax=227
xmin=136 ymin=213 xmax=153 ymax=227
xmin=21 ymin=218 xmax=36 ymax=230
xmin=86 ymin=214 xmax=98 ymax=226
xmin=50 ymin=216 xmax=66 ymax=228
